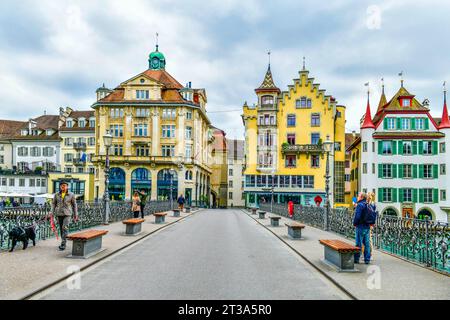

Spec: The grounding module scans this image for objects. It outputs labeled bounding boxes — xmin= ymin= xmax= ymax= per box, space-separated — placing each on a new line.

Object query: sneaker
xmin=58 ymin=244 xmax=66 ymax=251
xmin=364 ymin=261 xmax=370 ymax=265
xmin=354 ymin=260 xmax=360 ymax=264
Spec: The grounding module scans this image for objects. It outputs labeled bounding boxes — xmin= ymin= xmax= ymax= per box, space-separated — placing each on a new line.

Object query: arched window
xmin=417 ymin=209 xmax=433 ymax=221
xmin=109 ymin=168 xmax=126 ymax=200
xmin=382 ymin=207 xmax=398 ymax=217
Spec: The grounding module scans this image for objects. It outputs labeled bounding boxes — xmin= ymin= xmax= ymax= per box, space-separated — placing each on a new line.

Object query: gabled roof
xmin=141 ymin=69 xmax=183 ymax=89
xmin=373 ymin=86 xmax=429 ymax=126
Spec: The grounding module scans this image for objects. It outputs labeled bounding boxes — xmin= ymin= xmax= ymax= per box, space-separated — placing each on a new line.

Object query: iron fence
xmin=259 ymin=203 xmax=449 ymax=274
xmin=0 ymin=200 xmax=171 ymax=251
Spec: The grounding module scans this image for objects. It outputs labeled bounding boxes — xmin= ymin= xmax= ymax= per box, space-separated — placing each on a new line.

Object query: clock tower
xmin=148 ymin=44 xmax=166 ymax=70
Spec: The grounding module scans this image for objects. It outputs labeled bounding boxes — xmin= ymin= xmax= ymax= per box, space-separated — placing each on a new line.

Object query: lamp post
xmin=323 ymin=137 xmax=333 ymax=231
xmin=102 ymin=130 xmax=113 ymax=225
xmin=271 ymin=169 xmax=275 ymax=213
xmin=169 ymin=168 xmax=176 ymax=210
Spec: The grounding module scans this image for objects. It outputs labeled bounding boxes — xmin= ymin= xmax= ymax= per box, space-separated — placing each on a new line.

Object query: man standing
xmin=137 ymin=189 xmax=148 ymax=219
xmin=52 ymin=181 xmax=78 ymax=251
xmin=177 ymin=194 xmax=185 ymax=211
xmin=353 ymin=192 xmax=371 ymax=264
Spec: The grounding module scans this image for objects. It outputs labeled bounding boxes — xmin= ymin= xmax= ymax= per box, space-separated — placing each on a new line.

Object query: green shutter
xmin=378 ymin=188 xmax=384 ymax=202
xmin=412 ymin=140 xmax=418 ymax=155
xmin=412 ymin=189 xmax=418 ymax=203
xmin=433 ymin=141 xmax=438 ymax=155
xmin=411 ymin=119 xmax=416 ymax=130
xmin=433 ymin=164 xmax=438 ymax=179
xmin=419 ymin=164 xmax=424 ymax=178
xmin=378 ymin=141 xmax=383 ymax=155
xmin=397 ymin=118 xmax=402 ymax=130
xmin=413 ymin=164 xmax=418 ymax=178
xmin=392 ymin=164 xmax=397 ymax=178
xmin=433 ymin=189 xmax=439 ymax=203
xmin=392 ymin=188 xmax=397 ymax=202
xmin=399 ymin=188 xmax=404 ymax=202
xmin=383 ymin=119 xmax=388 ymax=130
xmin=398 ymin=141 xmax=404 ymax=155
xmin=418 ymin=141 xmax=424 ymax=155
xmin=424 ymin=118 xmax=429 ymax=130
xmin=392 ymin=141 xmax=397 ymax=155
xmin=378 ymin=164 xmax=383 ymax=178
xmin=399 ymin=164 xmax=404 ymax=178
xmin=419 ymin=189 xmax=424 ymax=203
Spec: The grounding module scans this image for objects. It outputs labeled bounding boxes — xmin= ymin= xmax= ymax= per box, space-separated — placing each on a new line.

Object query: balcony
xmin=72 ymin=159 xmax=87 ymax=166
xmin=281 ymin=144 xmax=325 ymax=155
xmin=73 ymin=142 xmax=87 ymax=151
xmin=259 ymin=103 xmax=277 ymax=110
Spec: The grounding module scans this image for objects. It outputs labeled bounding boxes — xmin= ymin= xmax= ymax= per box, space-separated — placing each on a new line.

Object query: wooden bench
xmin=173 ymin=209 xmax=181 ymax=217
xmin=122 ymin=218 xmax=145 ymax=235
xmin=269 ymin=216 xmax=281 ymax=227
xmin=67 ymin=230 xmax=108 ymax=258
xmin=319 ymin=239 xmax=361 ymax=272
xmin=285 ymin=222 xmax=306 ymax=239
xmin=258 ymin=211 xmax=267 ymax=219
xmin=154 ymin=212 xmax=167 ymax=224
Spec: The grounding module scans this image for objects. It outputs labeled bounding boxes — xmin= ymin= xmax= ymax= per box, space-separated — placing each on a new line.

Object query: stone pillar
xmin=151 ymin=169 xmax=158 ymax=200
xmin=124 ymin=166 xmax=132 ymax=201
xmin=152 ymin=109 xmax=159 ymax=155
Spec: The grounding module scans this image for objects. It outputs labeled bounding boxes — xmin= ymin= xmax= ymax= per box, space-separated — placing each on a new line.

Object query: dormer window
xmin=21 ymin=129 xmax=28 ymax=136
xmin=402 ymin=99 xmax=411 ymax=107
xmin=66 ymin=119 xmax=73 ymax=128
xmin=89 ymin=119 xmax=96 ymax=127
xmin=78 ymin=119 xmax=86 ymax=127
xmin=46 ymin=129 xmax=54 ymax=136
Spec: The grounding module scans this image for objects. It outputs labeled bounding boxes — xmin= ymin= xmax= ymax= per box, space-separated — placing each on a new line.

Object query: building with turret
xmin=242 ymin=59 xmax=347 ymax=207
xmin=91 ymin=45 xmax=214 ymax=205
xmin=353 ymin=80 xmax=450 ymax=222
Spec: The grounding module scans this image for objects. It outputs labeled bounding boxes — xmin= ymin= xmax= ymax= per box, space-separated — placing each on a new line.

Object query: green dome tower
xmin=149 ymin=44 xmax=166 ymax=70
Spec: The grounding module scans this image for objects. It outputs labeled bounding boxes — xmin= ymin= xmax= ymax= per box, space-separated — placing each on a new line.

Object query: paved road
xmin=39 ymin=209 xmax=347 ymax=300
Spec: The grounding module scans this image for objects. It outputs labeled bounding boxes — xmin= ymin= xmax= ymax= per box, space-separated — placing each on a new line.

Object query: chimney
xmin=352 ymin=130 xmax=356 ymax=138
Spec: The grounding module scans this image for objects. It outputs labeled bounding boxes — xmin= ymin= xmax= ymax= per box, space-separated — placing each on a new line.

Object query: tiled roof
xmin=142 ymin=69 xmax=183 ymax=89
xmin=60 ymin=110 xmax=96 ymax=131
xmin=255 ymin=66 xmax=280 ymax=93
xmin=0 ymin=120 xmax=27 ymax=138
xmin=69 ymin=110 xmax=95 ymax=119
xmin=345 ymin=133 xmax=359 ymax=149
xmin=211 ymin=128 xmax=227 ymax=151
xmin=30 ymin=115 xmax=60 ymax=130
xmin=373 ymin=86 xmax=429 ymax=126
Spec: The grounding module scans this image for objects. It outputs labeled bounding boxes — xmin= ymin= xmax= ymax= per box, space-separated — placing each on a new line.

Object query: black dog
xmin=9 ymin=226 xmax=36 ymax=252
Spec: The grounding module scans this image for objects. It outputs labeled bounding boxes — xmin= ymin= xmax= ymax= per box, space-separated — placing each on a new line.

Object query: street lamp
xmin=169 ymin=168 xmax=176 ymax=210
xmin=270 ymin=169 xmax=275 ymax=213
xmin=323 ymin=137 xmax=333 ymax=231
xmin=103 ymin=130 xmax=113 ymax=225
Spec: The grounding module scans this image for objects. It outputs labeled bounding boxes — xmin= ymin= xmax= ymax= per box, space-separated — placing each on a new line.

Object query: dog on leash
xmin=8 ymin=226 xmax=36 ymax=252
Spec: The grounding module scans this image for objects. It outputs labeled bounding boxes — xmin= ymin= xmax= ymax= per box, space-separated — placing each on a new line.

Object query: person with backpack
xmin=353 ymin=192 xmax=371 ymax=264
xmin=177 ymin=194 xmax=185 ymax=211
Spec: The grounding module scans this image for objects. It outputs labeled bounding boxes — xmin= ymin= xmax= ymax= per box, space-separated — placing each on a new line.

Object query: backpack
xmin=365 ymin=204 xmax=378 ymax=225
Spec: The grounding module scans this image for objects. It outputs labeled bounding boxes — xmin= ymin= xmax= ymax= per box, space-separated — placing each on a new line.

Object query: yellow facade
xmin=91 ymin=48 xmax=213 ymax=206
xmin=348 ymin=138 xmax=361 ymax=207
xmin=243 ymin=64 xmax=346 ymax=207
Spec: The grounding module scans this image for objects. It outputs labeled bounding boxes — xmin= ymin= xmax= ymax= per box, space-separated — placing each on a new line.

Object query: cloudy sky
xmin=0 ymin=0 xmax=449 ymax=139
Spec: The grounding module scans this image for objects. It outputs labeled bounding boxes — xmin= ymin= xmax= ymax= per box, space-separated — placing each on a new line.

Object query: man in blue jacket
xmin=353 ymin=192 xmax=371 ymax=264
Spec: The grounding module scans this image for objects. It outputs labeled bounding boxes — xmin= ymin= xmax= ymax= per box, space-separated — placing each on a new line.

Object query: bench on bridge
xmin=285 ymin=222 xmax=305 ymax=239
xmin=319 ymin=239 xmax=360 ymax=272
xmin=67 ymin=230 xmax=108 ymax=259
xmin=269 ymin=215 xmax=281 ymax=227
xmin=258 ymin=211 xmax=267 ymax=219
xmin=123 ymin=218 xmax=145 ymax=235
xmin=154 ymin=212 xmax=167 ymax=224
xmin=173 ymin=209 xmax=181 ymax=217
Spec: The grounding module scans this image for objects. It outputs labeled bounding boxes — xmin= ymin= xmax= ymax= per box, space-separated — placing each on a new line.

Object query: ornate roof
xmin=361 ymin=94 xmax=375 ymax=129
xmin=255 ymin=65 xmax=280 ymax=93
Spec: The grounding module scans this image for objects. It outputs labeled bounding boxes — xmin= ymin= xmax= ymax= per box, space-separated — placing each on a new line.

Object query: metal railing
xmin=0 ymin=200 xmax=171 ymax=251
xmin=259 ymin=203 xmax=449 ymax=274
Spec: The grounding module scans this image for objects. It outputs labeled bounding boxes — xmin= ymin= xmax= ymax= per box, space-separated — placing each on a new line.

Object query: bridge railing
xmin=0 ymin=200 xmax=171 ymax=251
xmin=259 ymin=203 xmax=449 ymax=274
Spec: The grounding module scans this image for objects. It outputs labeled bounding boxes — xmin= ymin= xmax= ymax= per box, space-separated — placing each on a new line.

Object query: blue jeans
xmin=354 ymin=227 xmax=371 ymax=263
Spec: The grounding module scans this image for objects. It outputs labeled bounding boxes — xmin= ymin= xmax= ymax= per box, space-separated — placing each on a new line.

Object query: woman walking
xmin=132 ymin=191 xmax=141 ymax=218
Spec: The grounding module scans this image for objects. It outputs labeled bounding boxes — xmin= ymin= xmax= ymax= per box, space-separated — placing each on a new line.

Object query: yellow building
xmin=210 ymin=127 xmax=228 ymax=208
xmin=91 ymin=45 xmax=213 ymax=205
xmin=242 ymin=61 xmax=346 ymax=207
xmin=347 ymin=135 xmax=361 ymax=207
xmin=48 ymin=107 xmax=96 ymax=201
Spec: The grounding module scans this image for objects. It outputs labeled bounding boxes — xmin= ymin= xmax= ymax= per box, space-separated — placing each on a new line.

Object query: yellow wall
xmin=48 ymin=172 xmax=95 ymax=201
xmin=348 ymin=141 xmax=361 ymax=207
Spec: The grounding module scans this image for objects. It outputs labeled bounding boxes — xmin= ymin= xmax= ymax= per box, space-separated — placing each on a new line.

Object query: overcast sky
xmin=0 ymin=0 xmax=449 ymax=140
